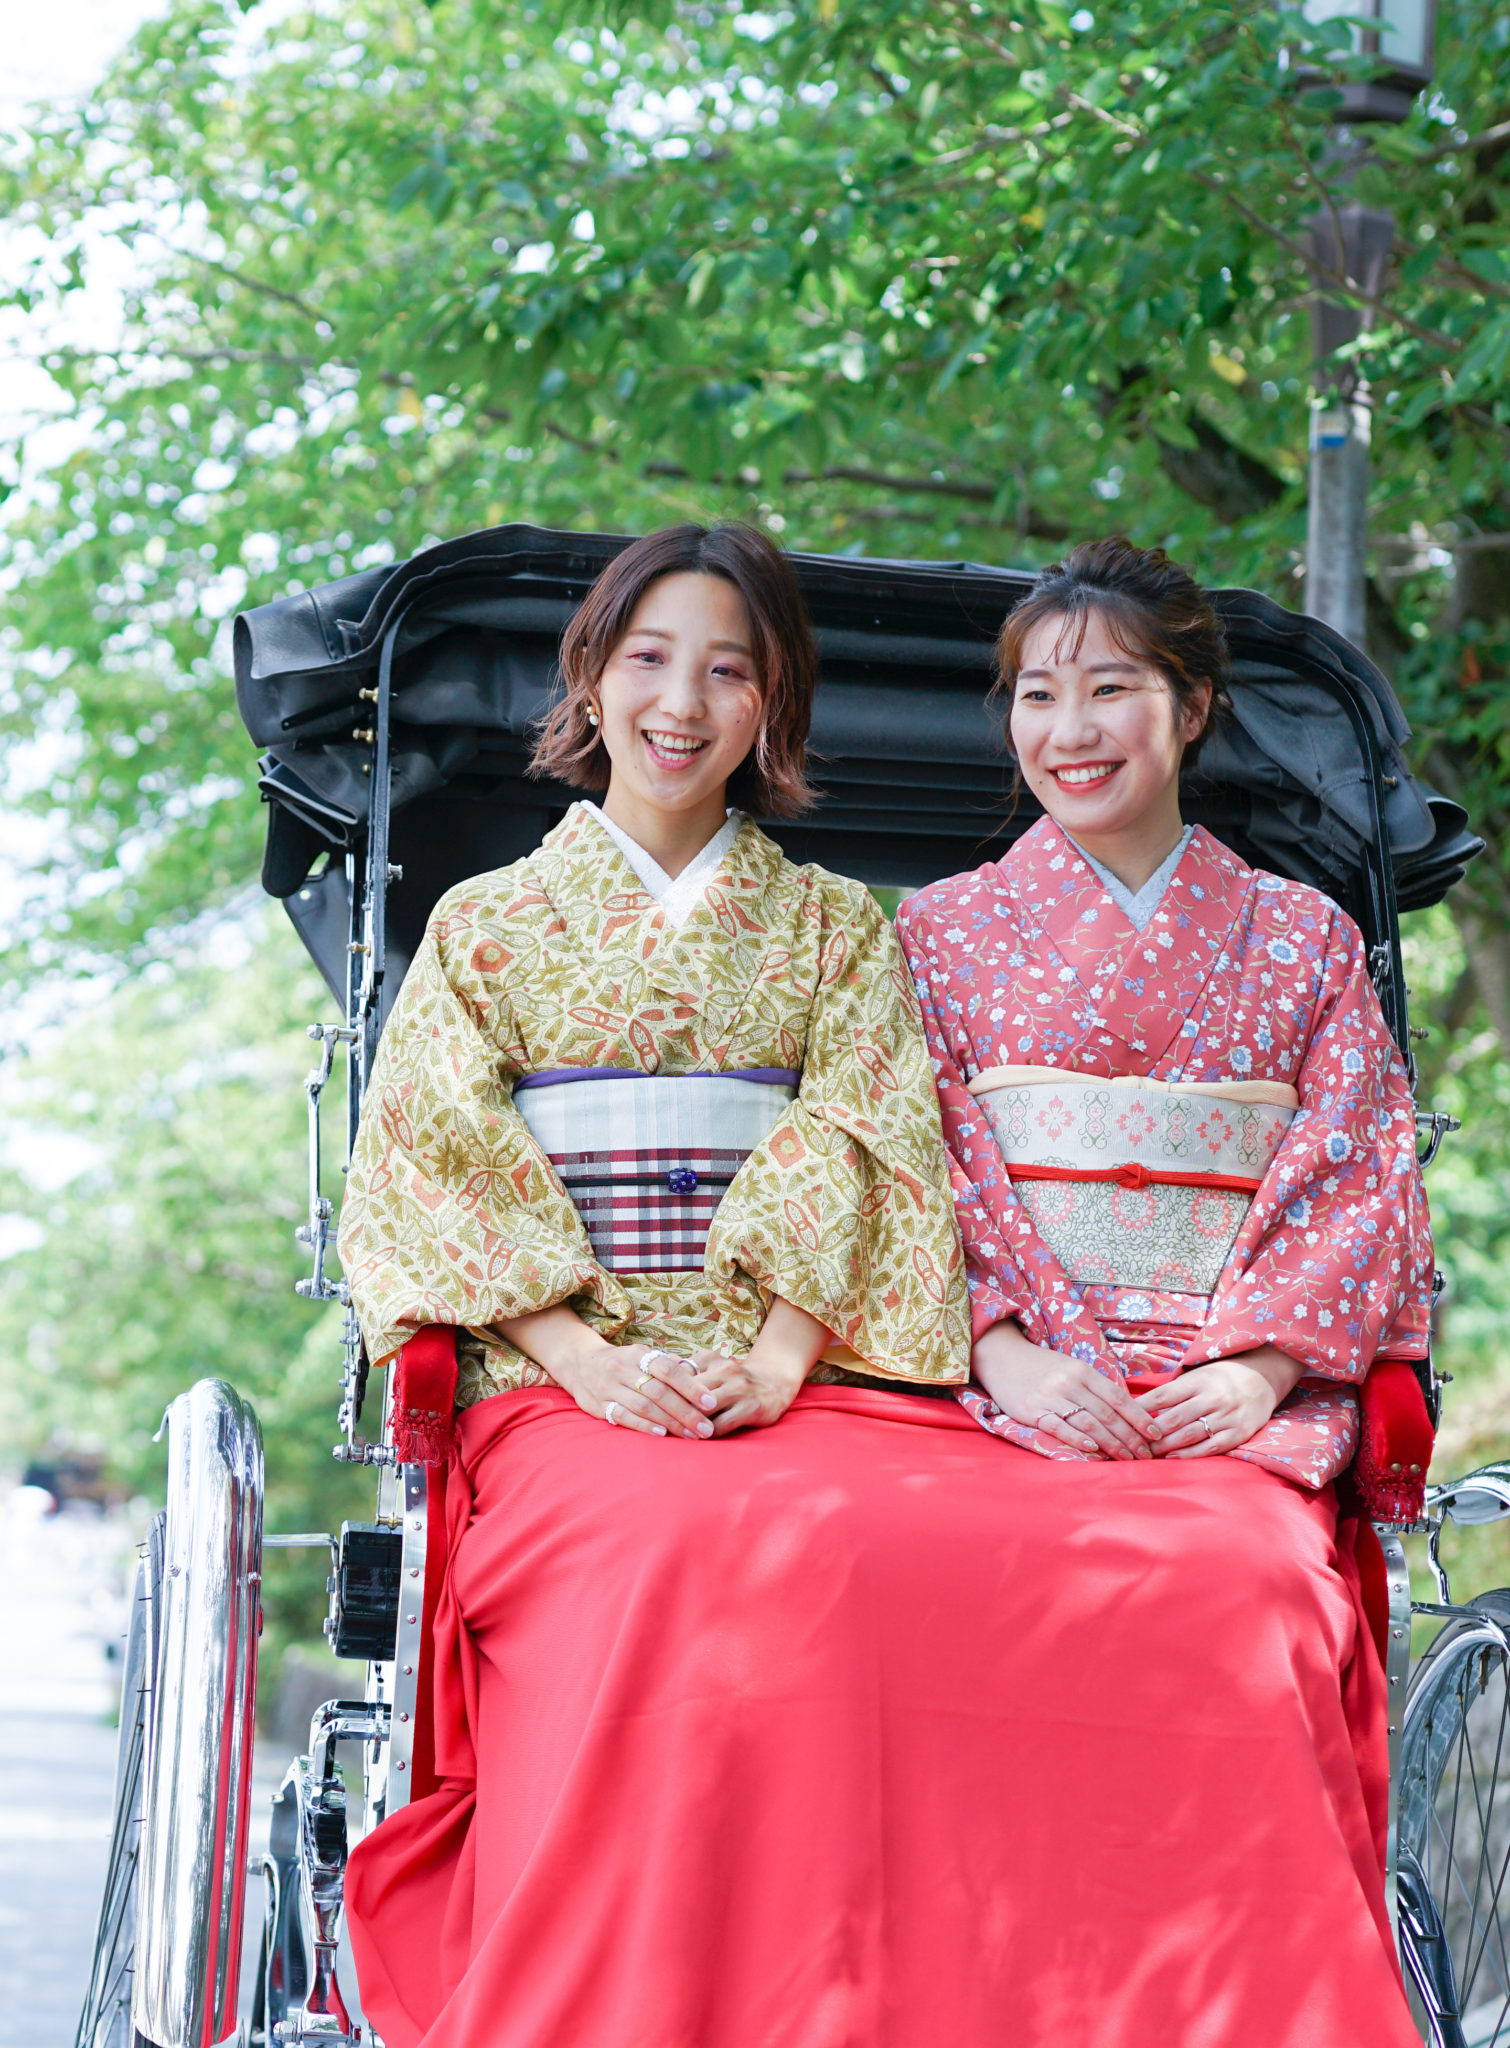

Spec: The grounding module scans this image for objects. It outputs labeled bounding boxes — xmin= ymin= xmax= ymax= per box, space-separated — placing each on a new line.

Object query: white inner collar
xmin=582 ymin=802 xmax=745 ymax=929
xmin=1070 ymin=824 xmax=1194 ymax=932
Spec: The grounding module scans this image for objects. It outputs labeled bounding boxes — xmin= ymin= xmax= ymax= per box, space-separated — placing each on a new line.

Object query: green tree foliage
xmin=1 ymin=0 xmax=1507 ymax=968
xmin=1 ymin=0 xmax=1509 ymax=1559
xmin=1399 ymin=912 xmax=1510 ymax=1589
xmin=0 ymin=911 xmax=370 ymax=1646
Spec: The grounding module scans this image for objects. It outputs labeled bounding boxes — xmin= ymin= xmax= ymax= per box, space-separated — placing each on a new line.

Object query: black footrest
xmin=325 ymin=1521 xmax=402 ymax=1661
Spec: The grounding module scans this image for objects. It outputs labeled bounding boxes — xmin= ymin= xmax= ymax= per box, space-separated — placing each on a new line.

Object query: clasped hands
xmin=971 ymin=1320 xmax=1305 ymax=1462
xmin=557 ymin=1338 xmax=809 ymax=1440
xmin=498 ymin=1298 xmax=827 ymax=1441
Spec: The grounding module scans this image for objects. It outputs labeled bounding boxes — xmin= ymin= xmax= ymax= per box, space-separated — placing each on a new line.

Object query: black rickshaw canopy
xmin=233 ymin=522 xmax=1481 ymax=1052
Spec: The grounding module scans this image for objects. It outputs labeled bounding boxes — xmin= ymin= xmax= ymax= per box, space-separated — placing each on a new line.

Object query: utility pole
xmin=1294 ymin=0 xmax=1436 ymax=650
xmin=1304 ymin=202 xmax=1396 ymax=651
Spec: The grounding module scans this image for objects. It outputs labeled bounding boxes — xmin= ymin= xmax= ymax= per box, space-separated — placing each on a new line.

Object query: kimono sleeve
xmin=705 ymin=879 xmax=969 ymax=1382
xmin=894 ymin=891 xmax=1119 ymax=1371
xmin=1184 ymin=907 xmax=1433 ymax=1380
xmin=338 ymin=908 xmax=633 ymax=1370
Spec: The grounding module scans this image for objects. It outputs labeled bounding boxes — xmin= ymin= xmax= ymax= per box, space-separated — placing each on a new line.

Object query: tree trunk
xmin=1424 ymin=744 xmax=1510 ymax=1049
xmin=1448 ymin=895 xmax=1510 ymax=1053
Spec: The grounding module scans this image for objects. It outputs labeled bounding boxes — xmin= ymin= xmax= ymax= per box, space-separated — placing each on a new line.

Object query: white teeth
xmin=645 ymin=732 xmax=707 ymax=755
xmin=1056 ymin=764 xmax=1117 ymax=786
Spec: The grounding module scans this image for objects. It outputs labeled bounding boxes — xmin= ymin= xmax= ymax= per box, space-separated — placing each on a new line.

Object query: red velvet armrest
xmin=1353 ymin=1358 xmax=1434 ymax=1523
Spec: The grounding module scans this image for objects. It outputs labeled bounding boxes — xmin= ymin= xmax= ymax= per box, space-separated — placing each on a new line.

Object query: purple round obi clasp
xmin=666 ymin=1167 xmax=700 ymax=1195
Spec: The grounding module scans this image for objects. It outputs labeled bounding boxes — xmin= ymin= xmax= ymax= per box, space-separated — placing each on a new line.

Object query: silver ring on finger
xmin=605 ymin=1400 xmax=622 ymax=1427
xmin=1064 ymin=1404 xmax=1089 ymax=1420
xmin=1199 ymin=1415 xmax=1214 ymax=1437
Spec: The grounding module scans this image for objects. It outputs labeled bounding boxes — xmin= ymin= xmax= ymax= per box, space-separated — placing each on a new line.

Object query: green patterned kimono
xmin=339 ymin=805 xmax=969 ymax=1405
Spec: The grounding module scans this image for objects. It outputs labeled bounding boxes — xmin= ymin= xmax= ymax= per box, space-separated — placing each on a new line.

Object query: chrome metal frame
xmin=268 ymin=1700 xmax=391 ymax=2046
xmin=289 ymin=603 xmax=426 ymax=1818
xmin=1376 ymin=1521 xmax=1416 ymax=1927
xmin=1417 ymin=1109 xmax=1463 ymax=1170
xmin=133 ymin=1379 xmax=263 ymax=2048
xmin=292 ymin=620 xmax=406 ymax=1477
xmin=386 ymin=1465 xmax=430 ymax=1804
xmin=238 ymin=608 xmax=429 ymax=2045
xmin=295 ymin=1023 xmax=354 ymax=1314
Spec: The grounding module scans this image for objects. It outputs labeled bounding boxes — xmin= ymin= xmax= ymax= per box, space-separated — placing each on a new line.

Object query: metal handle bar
xmin=1419 ymin=1465 xmax=1510 ymax=1603
xmin=1416 ymin=1109 xmax=1462 ymax=1169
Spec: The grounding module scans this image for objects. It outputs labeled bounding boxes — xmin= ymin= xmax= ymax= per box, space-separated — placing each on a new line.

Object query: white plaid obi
xmin=969 ymin=1067 xmax=1298 ymax=1295
xmin=513 ymin=1068 xmax=799 ymax=1274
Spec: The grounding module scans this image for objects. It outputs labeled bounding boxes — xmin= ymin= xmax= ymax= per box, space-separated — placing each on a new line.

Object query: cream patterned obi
xmin=514 ymin=1068 xmax=798 ymax=1274
xmin=969 ymin=1067 xmax=1298 ymax=1295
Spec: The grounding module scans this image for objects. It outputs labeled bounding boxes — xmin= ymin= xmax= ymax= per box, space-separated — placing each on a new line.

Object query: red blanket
xmin=346 ymin=1385 xmax=1416 ymax=2048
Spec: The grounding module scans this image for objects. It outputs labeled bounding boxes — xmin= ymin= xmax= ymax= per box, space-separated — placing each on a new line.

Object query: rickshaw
xmin=72 ymin=524 xmax=1509 ymax=2048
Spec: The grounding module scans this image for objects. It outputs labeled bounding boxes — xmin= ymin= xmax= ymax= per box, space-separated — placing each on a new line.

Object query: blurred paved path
xmin=0 ymin=1486 xmax=367 ymax=2043
xmin=0 ymin=1488 xmax=131 ymax=2048
xmin=0 ymin=1712 xmax=118 ymax=2046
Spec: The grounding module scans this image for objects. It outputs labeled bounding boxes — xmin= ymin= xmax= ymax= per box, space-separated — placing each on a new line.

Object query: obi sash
xmin=969 ymin=1067 xmax=1298 ymax=1296
xmin=514 ymin=1070 xmax=799 ymax=1274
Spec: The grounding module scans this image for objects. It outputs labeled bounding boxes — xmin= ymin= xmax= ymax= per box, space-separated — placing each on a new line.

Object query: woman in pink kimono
xmin=895 ymin=537 xmax=1432 ymax=2048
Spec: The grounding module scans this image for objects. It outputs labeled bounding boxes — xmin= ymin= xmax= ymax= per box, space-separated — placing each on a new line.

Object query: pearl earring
xmin=586 ymin=706 xmax=600 ymax=728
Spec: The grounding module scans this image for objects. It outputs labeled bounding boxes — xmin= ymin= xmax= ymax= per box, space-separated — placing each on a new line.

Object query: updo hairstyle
xmin=529 ymin=522 xmax=819 ymax=817
xmin=994 ymin=536 xmax=1231 ymax=768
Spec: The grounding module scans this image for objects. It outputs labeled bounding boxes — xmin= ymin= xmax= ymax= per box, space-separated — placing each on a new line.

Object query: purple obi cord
xmin=513 ymin=1066 xmax=801 ymax=1092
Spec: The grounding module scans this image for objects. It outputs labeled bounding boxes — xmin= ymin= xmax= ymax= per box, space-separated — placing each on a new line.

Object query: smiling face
xmin=1009 ymin=607 xmax=1210 ymax=877
xmin=594 ymin=571 xmax=764 ymax=842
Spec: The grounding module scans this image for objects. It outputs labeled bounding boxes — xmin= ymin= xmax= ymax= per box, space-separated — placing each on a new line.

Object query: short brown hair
xmin=530 ymin=523 xmax=819 ymax=816
xmin=995 ymin=537 xmax=1230 ymax=767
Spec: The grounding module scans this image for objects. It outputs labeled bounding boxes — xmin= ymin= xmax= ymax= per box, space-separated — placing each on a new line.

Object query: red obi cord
xmin=1005 ymin=1160 xmax=1264 ymax=1194
xmin=392 ymin=1326 xmax=460 ymax=1465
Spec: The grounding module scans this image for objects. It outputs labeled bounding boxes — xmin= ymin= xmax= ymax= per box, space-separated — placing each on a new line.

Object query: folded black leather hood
xmin=233 ymin=522 xmax=1480 ymax=1013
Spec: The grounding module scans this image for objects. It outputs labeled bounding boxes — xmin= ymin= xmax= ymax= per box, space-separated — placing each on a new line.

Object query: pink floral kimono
xmin=895 ymin=816 xmax=1433 ymax=1487
xmin=886 ymin=815 xmax=1431 ymax=2046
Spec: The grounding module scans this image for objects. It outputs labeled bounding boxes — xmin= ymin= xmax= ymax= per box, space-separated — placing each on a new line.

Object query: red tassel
xmin=1353 ymin=1357 xmax=1433 ymax=1523
xmin=392 ymin=1326 xmax=459 ymax=1465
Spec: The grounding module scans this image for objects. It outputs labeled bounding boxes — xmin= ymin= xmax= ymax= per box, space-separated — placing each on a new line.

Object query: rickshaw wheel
xmin=74 ymin=1378 xmax=263 ymax=2048
xmin=1399 ymin=1593 xmax=1510 ymax=2047
xmin=75 ymin=1512 xmax=166 ymax=2048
